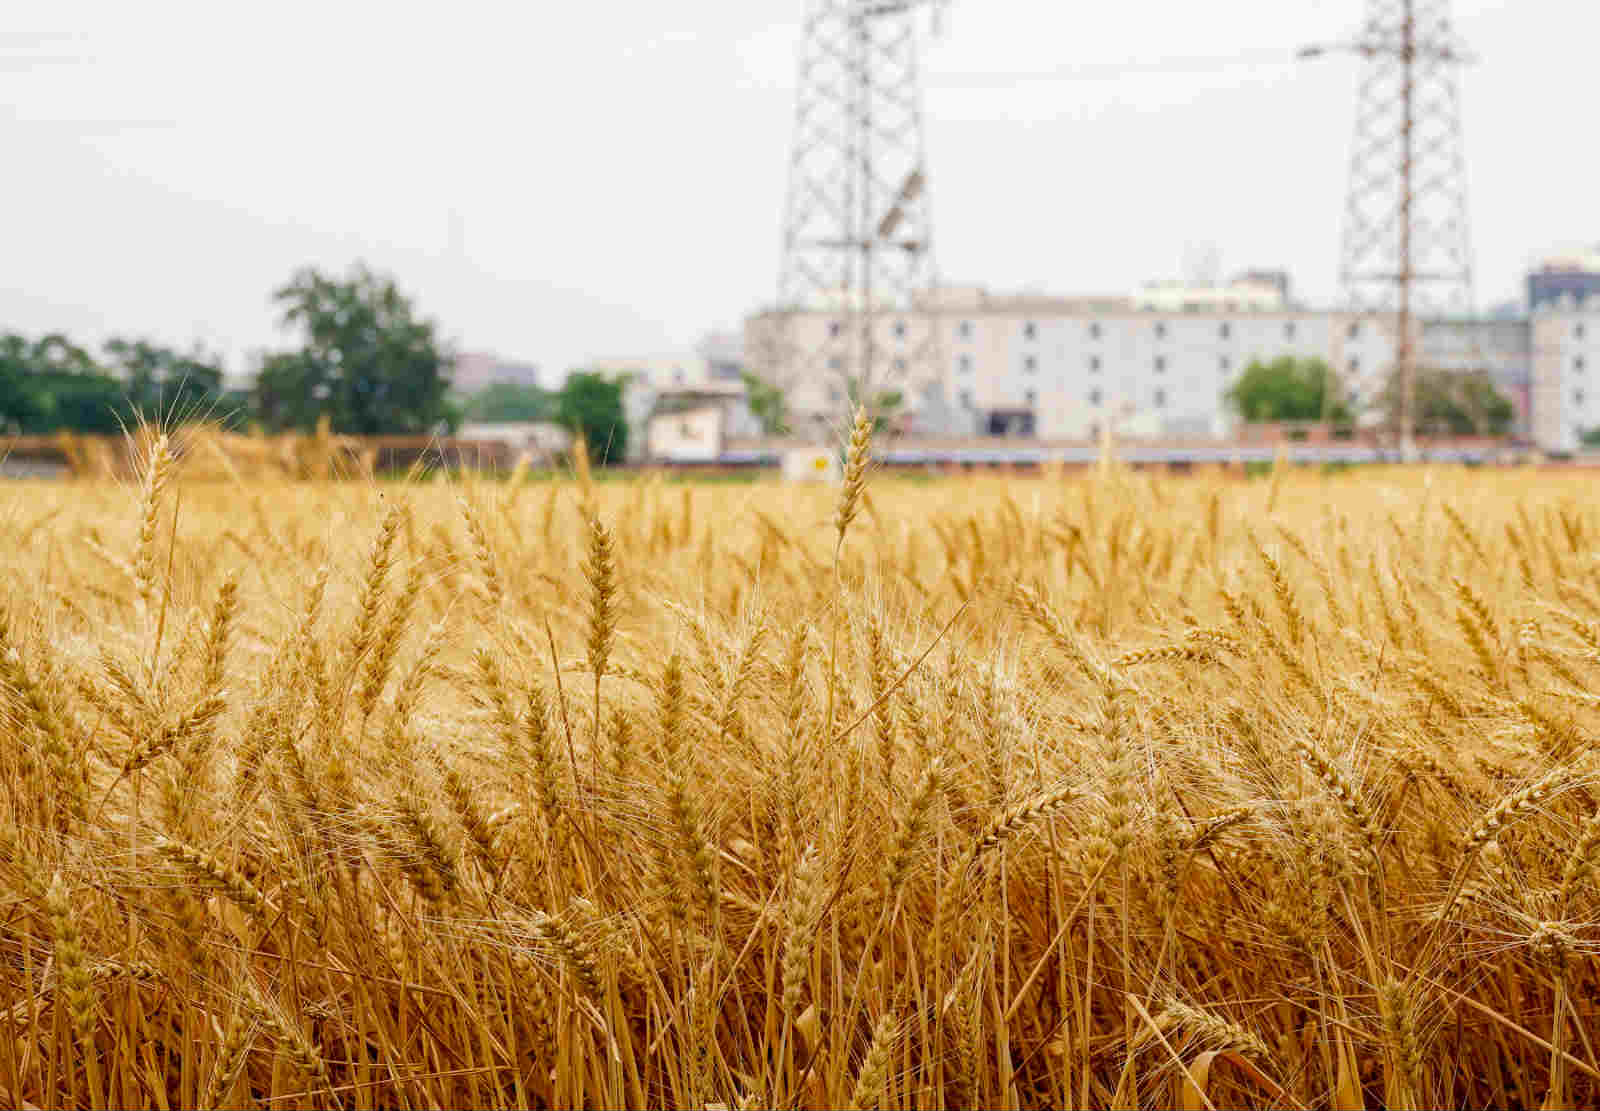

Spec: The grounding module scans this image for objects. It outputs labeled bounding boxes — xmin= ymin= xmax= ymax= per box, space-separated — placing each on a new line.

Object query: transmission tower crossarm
xmin=1299 ymin=38 xmax=1474 ymax=63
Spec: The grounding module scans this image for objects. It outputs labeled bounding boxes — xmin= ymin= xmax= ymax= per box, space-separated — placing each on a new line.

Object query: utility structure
xmin=1302 ymin=0 xmax=1476 ymax=459
xmin=763 ymin=0 xmax=948 ymax=440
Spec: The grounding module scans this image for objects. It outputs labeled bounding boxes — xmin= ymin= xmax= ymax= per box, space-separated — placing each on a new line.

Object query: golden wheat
xmin=2 ymin=449 xmax=1600 ymax=1108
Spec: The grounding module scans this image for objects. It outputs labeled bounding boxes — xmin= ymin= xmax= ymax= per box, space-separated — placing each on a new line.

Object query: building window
xmin=1153 ymin=388 xmax=1167 ymax=408
xmin=959 ymin=389 xmax=974 ymax=408
xmin=893 ymin=357 xmax=907 ymax=372
xmin=1024 ymin=321 xmax=1037 ymax=340
xmin=1219 ymin=356 xmax=1230 ymax=371
xmin=829 ymin=320 xmax=842 ymax=338
xmin=1025 ymin=388 xmax=1037 ymax=405
xmin=1578 ymin=323 xmax=1587 ymax=340
xmin=893 ymin=320 xmax=906 ymax=339
xmin=1089 ymin=356 xmax=1101 ymax=372
xmin=1023 ymin=355 xmax=1038 ymax=373
xmin=1578 ymin=389 xmax=1587 ymax=407
xmin=1154 ymin=356 xmax=1166 ymax=373
xmin=1285 ymin=321 xmax=1297 ymax=340
xmin=1347 ymin=322 xmax=1359 ymax=339
xmin=1348 ymin=357 xmax=1360 ymax=373
xmin=957 ymin=355 xmax=972 ymax=373
xmin=1219 ymin=322 xmax=1231 ymax=339
xmin=1089 ymin=388 xmax=1102 ymax=406
xmin=958 ymin=321 xmax=973 ymax=340
xmin=1089 ymin=322 xmax=1102 ymax=340
xmin=827 ymin=385 xmax=842 ymax=402
xmin=1155 ymin=322 xmax=1168 ymax=339
xmin=827 ymin=356 xmax=842 ymax=371
xmin=1577 ymin=356 xmax=1586 ymax=373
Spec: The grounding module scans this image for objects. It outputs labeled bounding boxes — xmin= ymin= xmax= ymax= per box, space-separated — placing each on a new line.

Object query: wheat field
xmin=3 ymin=423 xmax=1599 ymax=1110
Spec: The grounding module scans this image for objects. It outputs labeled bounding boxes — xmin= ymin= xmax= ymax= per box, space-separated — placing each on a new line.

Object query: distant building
xmin=696 ymin=331 xmax=747 ymax=382
xmin=1234 ymin=270 xmax=1294 ymax=306
xmin=1132 ymin=273 xmax=1289 ymax=313
xmin=451 ymin=352 xmax=542 ymax=394
xmin=746 ymin=282 xmax=1406 ymax=443
xmin=1531 ymin=304 xmax=1600 ymax=452
xmin=640 ymin=381 xmax=762 ymax=463
xmin=583 ymin=351 xmax=716 ymax=389
xmin=1528 ymin=248 xmax=1600 ymax=312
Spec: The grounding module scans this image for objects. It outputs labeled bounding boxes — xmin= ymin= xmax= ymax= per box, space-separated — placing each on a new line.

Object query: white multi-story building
xmin=746 ymin=286 xmax=1407 ymax=441
xmin=1531 ymin=306 xmax=1600 ymax=452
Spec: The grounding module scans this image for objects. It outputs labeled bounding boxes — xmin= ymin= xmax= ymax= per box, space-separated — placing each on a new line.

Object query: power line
xmin=925 ymin=48 xmax=1303 ymax=87
xmin=741 ymin=48 xmax=1314 ymax=97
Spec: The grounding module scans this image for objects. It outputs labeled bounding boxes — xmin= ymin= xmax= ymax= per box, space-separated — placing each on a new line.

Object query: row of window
xmin=952 ymin=354 xmax=1252 ymax=374
xmin=950 ymin=320 xmax=1344 ymax=342
xmin=829 ymin=321 xmax=915 ymax=340
xmin=835 ymin=319 xmax=1356 ymax=342
xmin=825 ymin=356 xmax=910 ymax=372
xmin=941 ymin=388 xmax=1171 ymax=409
xmin=817 ymin=351 xmax=1369 ymax=376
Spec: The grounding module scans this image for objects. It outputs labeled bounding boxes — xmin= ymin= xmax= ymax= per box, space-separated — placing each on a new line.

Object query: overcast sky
xmin=0 ymin=1 xmax=1590 ymax=383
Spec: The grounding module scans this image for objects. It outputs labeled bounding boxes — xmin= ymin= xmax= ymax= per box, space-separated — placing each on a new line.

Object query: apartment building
xmin=746 ymin=284 xmax=1406 ymax=441
xmin=1531 ymin=304 xmax=1600 ymax=452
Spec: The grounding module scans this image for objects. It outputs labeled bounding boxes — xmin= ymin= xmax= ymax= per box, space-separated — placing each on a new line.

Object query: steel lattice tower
xmin=768 ymin=0 xmax=945 ymax=437
xmin=1305 ymin=0 xmax=1475 ymax=456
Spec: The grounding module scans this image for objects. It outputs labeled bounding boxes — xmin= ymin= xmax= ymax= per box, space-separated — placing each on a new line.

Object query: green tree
xmin=1581 ymin=426 xmax=1600 ymax=448
xmin=556 ymin=372 xmax=628 ymax=464
xmin=461 ymin=382 xmax=555 ymax=424
xmin=0 ymin=333 xmax=125 ymax=434
xmin=103 ymin=338 xmax=225 ymax=423
xmin=1412 ymin=369 xmax=1515 ymax=437
xmin=252 ymin=264 xmax=455 ymax=435
xmin=740 ymin=371 xmax=787 ymax=436
xmin=1226 ymin=356 xmax=1350 ymax=423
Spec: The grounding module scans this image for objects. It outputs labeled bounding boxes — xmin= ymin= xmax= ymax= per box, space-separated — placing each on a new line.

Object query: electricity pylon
xmin=766 ymin=0 xmax=948 ymax=439
xmin=1302 ymin=0 xmax=1475 ymax=459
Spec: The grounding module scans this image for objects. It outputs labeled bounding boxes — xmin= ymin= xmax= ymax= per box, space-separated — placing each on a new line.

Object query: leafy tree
xmin=461 ymin=382 xmax=555 ymax=424
xmin=1226 ymin=356 xmax=1350 ymax=424
xmin=252 ymin=264 xmax=455 ymax=435
xmin=103 ymin=338 xmax=226 ymax=423
xmin=556 ymin=372 xmax=628 ymax=464
xmin=1581 ymin=426 xmax=1600 ymax=448
xmin=1414 ymin=369 xmax=1514 ymax=437
xmin=740 ymin=371 xmax=787 ymax=436
xmin=0 ymin=333 xmax=124 ymax=434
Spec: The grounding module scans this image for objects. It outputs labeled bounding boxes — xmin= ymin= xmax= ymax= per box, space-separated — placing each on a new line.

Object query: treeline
xmin=2 ymin=263 xmax=629 ymax=462
xmin=0 ymin=334 xmax=232 ymax=435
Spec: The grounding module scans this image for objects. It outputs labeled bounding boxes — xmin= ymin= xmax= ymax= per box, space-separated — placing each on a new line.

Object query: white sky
xmin=0 ymin=1 xmax=1590 ymax=384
